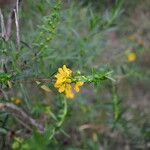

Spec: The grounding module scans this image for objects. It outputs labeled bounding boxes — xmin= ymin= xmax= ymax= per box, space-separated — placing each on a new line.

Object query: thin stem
xmin=0 ymin=9 xmax=6 ymax=38
xmin=14 ymin=7 xmax=20 ymax=49
xmin=0 ymin=103 xmax=44 ymax=133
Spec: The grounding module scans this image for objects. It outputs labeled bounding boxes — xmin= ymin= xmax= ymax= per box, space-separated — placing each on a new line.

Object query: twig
xmin=14 ymin=117 xmax=33 ymax=132
xmin=0 ymin=103 xmax=44 ymax=133
xmin=14 ymin=0 xmax=20 ymax=49
xmin=79 ymin=124 xmax=111 ymax=132
xmin=0 ymin=8 xmax=6 ymax=38
xmin=5 ymin=13 xmax=13 ymax=41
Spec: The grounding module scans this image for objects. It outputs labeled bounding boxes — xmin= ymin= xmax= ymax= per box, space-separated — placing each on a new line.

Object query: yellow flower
xmin=11 ymin=97 xmax=22 ymax=105
xmin=65 ymin=84 xmax=74 ymax=99
xmin=15 ymin=98 xmax=22 ymax=105
xmin=74 ymin=81 xmax=84 ymax=92
xmin=127 ymin=52 xmax=137 ymax=62
xmin=54 ymin=65 xmax=84 ymax=99
xmin=54 ymin=65 xmax=74 ymax=99
xmin=128 ymin=34 xmax=136 ymax=41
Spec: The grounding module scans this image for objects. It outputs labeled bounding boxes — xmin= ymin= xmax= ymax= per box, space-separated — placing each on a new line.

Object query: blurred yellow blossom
xmin=138 ymin=39 xmax=144 ymax=46
xmin=11 ymin=97 xmax=22 ymax=105
xmin=127 ymin=52 xmax=137 ymax=62
xmin=74 ymin=81 xmax=84 ymax=92
xmin=128 ymin=34 xmax=136 ymax=41
xmin=54 ymin=65 xmax=84 ymax=99
xmin=15 ymin=98 xmax=22 ymax=105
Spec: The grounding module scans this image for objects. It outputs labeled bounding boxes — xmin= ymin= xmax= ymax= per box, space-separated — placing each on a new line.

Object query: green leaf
xmin=36 ymin=81 xmax=51 ymax=92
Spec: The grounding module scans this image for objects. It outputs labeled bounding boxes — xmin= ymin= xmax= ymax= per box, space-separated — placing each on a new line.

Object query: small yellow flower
xmin=128 ymin=34 xmax=136 ymax=41
xmin=127 ymin=52 xmax=137 ymax=62
xmin=11 ymin=97 xmax=22 ymax=105
xmin=54 ymin=65 xmax=84 ymax=99
xmin=54 ymin=65 xmax=74 ymax=99
xmin=74 ymin=81 xmax=84 ymax=92
xmin=15 ymin=98 xmax=22 ymax=105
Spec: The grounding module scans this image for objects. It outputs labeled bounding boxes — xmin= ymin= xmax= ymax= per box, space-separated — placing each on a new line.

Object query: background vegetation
xmin=0 ymin=0 xmax=150 ymax=149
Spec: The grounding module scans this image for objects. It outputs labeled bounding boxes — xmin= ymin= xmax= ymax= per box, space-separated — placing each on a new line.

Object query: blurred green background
xmin=0 ymin=0 xmax=150 ymax=149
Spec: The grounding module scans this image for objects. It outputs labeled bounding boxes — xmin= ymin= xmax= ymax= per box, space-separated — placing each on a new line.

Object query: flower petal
xmin=74 ymin=81 xmax=84 ymax=92
xmin=65 ymin=84 xmax=74 ymax=99
xmin=58 ymin=85 xmax=65 ymax=93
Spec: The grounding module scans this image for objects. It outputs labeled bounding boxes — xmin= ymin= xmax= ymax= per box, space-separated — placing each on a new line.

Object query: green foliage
xmin=34 ymin=0 xmax=61 ymax=52
xmin=48 ymin=96 xmax=68 ymax=140
xmin=0 ymin=73 xmax=11 ymax=84
xmin=73 ymin=68 xmax=114 ymax=84
xmin=0 ymin=0 xmax=149 ymax=149
xmin=112 ymin=84 xmax=122 ymax=122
